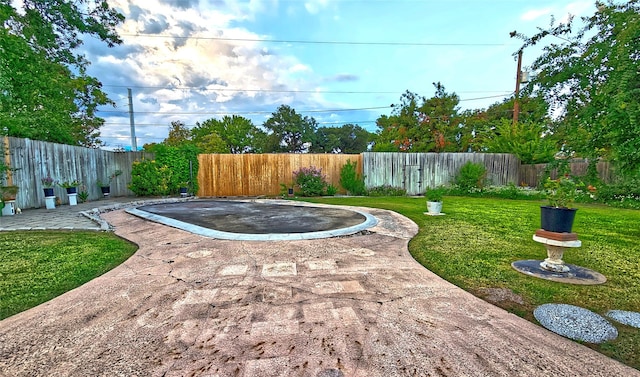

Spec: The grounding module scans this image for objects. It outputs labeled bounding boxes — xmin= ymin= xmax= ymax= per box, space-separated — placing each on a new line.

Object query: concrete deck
xmin=0 ymin=199 xmax=637 ymax=376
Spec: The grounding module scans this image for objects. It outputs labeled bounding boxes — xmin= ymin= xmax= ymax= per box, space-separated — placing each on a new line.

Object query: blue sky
xmin=85 ymin=0 xmax=597 ymax=149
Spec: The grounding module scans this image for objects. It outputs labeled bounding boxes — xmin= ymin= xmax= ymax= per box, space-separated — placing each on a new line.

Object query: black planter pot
xmin=100 ymin=186 xmax=111 ymax=196
xmin=65 ymin=187 xmax=77 ymax=195
xmin=43 ymin=187 xmax=55 ymax=197
xmin=179 ymin=187 xmax=188 ymax=196
xmin=540 ymin=206 xmax=577 ymax=233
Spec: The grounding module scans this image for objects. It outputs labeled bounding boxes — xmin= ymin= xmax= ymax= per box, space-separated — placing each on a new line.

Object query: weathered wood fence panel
xmin=198 ymin=154 xmax=363 ymax=197
xmin=362 ymin=152 xmax=520 ymax=195
xmin=519 ymin=161 xmax=613 ymax=188
xmin=5 ymin=137 xmax=152 ymax=209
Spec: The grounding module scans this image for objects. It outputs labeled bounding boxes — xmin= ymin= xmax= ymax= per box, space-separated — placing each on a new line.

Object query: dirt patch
xmin=476 ymin=287 xmax=525 ymax=305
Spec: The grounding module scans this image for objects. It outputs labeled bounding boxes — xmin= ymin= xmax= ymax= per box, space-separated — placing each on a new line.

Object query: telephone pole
xmin=513 ymin=50 xmax=523 ymax=125
xmin=128 ymin=88 xmax=137 ymax=151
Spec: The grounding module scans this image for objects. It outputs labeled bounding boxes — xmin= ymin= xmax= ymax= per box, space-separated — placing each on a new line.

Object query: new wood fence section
xmin=5 ymin=137 xmax=152 ymax=209
xmin=363 ymin=152 xmax=520 ymax=195
xmin=198 ymin=153 xmax=363 ymax=197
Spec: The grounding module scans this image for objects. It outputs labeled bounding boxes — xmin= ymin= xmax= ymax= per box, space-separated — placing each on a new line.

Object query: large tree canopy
xmin=263 ymin=105 xmax=317 ymax=153
xmin=373 ymin=83 xmax=462 ymax=152
xmin=514 ymin=0 xmax=640 ymax=176
xmin=311 ymin=124 xmax=373 ymax=153
xmin=192 ymin=115 xmax=266 ymax=154
xmin=0 ymin=0 xmax=124 ymax=146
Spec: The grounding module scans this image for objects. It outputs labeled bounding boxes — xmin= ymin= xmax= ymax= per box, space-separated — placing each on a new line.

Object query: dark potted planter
xmin=540 ymin=206 xmax=577 ymax=233
xmin=43 ymin=187 xmax=55 ymax=197
xmin=98 ymin=170 xmax=122 ymax=198
xmin=541 ymin=175 xmax=582 ymax=233
xmin=65 ymin=186 xmax=77 ymax=195
xmin=179 ymin=187 xmax=188 ymax=197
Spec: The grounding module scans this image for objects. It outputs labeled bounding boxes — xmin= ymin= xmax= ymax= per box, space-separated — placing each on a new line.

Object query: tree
xmin=192 ymin=115 xmax=264 ymax=153
xmin=513 ymin=0 xmax=640 ymax=176
xmin=311 ymin=124 xmax=373 ymax=153
xmin=263 ymin=105 xmax=317 ymax=153
xmin=194 ymin=133 xmax=229 ymax=154
xmin=373 ymin=91 xmax=424 ymax=152
xmin=482 ymin=119 xmax=558 ymax=164
xmin=373 ymin=84 xmax=462 ymax=152
xmin=0 ymin=0 xmax=124 ymax=146
xmin=459 ymin=95 xmax=554 ymax=155
xmin=164 ymin=121 xmax=193 ymax=146
xmin=416 ymin=82 xmax=461 ymax=152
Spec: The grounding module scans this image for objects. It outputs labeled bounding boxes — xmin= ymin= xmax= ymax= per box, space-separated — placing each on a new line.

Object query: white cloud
xmin=520 ymin=1 xmax=594 ymax=23
xmin=521 ymin=7 xmax=552 ymax=21
xmin=304 ymin=0 xmax=329 ymax=14
xmin=561 ymin=1 xmax=594 ymax=23
xmin=89 ymin=0 xmax=330 ymax=146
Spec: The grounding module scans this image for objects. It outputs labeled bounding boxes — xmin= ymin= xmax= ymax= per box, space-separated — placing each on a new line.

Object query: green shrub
xmin=499 ymin=182 xmax=522 ymax=199
xmin=293 ymin=166 xmax=328 ymax=196
xmin=128 ymin=159 xmax=173 ymax=196
xmin=326 ymin=184 xmax=338 ymax=196
xmin=425 ymin=186 xmax=445 ymax=202
xmin=153 ymin=144 xmax=200 ymax=194
xmin=339 ymin=160 xmax=367 ymax=196
xmin=594 ymin=176 xmax=640 ymax=209
xmin=455 ymin=161 xmax=487 ymax=192
xmin=368 ymin=185 xmax=406 ymax=197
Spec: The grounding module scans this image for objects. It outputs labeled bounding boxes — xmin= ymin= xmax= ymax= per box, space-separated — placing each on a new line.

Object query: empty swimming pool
xmin=126 ymin=199 xmax=378 ymax=241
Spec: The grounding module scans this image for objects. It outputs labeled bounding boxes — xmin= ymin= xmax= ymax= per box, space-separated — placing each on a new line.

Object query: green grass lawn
xmin=0 ymin=231 xmax=138 ymax=320
xmin=303 ymin=196 xmax=640 ymax=370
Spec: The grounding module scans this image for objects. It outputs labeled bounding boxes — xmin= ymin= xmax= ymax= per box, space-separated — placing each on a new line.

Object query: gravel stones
xmin=534 ymin=304 xmax=618 ymax=343
xmin=607 ymin=310 xmax=640 ymax=328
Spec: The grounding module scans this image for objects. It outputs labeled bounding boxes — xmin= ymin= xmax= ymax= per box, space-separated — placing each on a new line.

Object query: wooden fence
xmin=4 ymin=137 xmax=152 ymax=209
xmin=4 ymin=136 xmax=617 ymax=209
xmin=519 ymin=160 xmax=613 ymax=188
xmin=198 ymin=152 xmax=520 ymax=197
xmin=198 ymin=153 xmax=363 ymax=197
xmin=363 ymin=152 xmax=520 ymax=195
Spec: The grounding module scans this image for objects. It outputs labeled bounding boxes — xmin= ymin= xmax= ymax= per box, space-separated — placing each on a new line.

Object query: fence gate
xmin=403 ymin=165 xmax=422 ymax=195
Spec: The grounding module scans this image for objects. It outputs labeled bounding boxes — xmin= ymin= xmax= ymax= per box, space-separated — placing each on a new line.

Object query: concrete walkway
xmin=0 ymin=197 xmax=136 ymax=231
xmin=0 ymin=199 xmax=637 ymax=376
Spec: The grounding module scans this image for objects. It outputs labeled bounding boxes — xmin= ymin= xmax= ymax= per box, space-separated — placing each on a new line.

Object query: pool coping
xmin=125 ymin=199 xmax=379 ymax=241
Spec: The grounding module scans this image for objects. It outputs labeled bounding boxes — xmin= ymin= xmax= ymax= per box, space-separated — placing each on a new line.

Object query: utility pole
xmin=128 ymin=88 xmax=137 ymax=151
xmin=513 ymin=49 xmax=523 ymax=125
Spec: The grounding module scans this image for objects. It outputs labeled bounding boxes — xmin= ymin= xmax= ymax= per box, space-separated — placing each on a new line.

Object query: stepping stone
xmin=607 ymin=310 xmax=640 ymax=328
xmin=533 ymin=303 xmax=618 ymax=343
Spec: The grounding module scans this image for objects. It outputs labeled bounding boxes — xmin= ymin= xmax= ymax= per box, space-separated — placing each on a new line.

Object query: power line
xmin=100 ymin=105 xmax=392 ymax=115
xmin=102 ymin=84 xmax=513 ymax=95
xmin=102 ymin=120 xmax=378 ymax=127
xmin=99 ymin=92 xmax=511 ymax=117
xmin=103 ymin=85 xmax=399 ymax=94
xmin=121 ymin=33 xmax=508 ymax=47
xmin=459 ymin=93 xmax=513 ymax=102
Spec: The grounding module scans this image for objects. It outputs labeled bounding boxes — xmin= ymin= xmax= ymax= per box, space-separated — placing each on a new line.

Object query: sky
xmin=80 ymin=0 xmax=598 ymax=149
